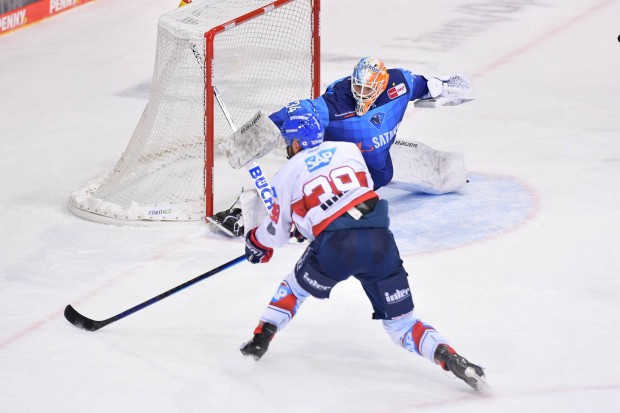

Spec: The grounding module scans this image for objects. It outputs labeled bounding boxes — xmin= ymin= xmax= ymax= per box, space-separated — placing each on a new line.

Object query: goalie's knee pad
xmin=240 ymin=189 xmax=270 ymax=231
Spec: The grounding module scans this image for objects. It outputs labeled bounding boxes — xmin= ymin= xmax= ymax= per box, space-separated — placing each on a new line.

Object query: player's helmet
xmin=280 ymin=112 xmax=324 ymax=150
xmin=351 ymin=57 xmax=389 ymax=116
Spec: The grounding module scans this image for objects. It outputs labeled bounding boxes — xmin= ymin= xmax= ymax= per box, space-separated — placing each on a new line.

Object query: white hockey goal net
xmin=69 ymin=0 xmax=320 ymax=224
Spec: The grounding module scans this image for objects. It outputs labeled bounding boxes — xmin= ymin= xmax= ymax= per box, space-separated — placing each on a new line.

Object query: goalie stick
xmin=212 ymin=89 xmax=275 ymax=213
xmin=64 ymin=255 xmax=245 ymax=331
xmin=413 ymin=96 xmax=474 ymax=108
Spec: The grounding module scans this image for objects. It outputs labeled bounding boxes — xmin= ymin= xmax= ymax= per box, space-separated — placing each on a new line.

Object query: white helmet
xmin=351 ymin=57 xmax=389 ymax=116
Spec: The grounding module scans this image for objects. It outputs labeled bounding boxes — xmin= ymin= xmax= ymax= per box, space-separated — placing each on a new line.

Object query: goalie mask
xmin=280 ymin=112 xmax=324 ymax=154
xmin=351 ymin=57 xmax=389 ymax=116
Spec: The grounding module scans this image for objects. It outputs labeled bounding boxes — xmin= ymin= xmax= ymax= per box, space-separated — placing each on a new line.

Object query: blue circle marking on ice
xmin=382 ymin=173 xmax=537 ymax=255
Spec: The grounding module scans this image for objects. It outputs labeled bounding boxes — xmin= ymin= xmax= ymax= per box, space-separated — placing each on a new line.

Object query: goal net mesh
xmin=70 ymin=0 xmax=317 ymax=223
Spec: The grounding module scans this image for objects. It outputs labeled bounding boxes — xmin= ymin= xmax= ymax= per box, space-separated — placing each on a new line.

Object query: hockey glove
xmin=245 ymin=228 xmax=274 ymax=264
xmin=289 ymin=223 xmax=306 ymax=243
xmin=416 ymin=74 xmax=472 ymax=109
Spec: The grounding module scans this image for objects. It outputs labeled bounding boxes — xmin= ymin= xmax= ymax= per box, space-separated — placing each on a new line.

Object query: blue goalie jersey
xmin=269 ymin=69 xmax=430 ymax=189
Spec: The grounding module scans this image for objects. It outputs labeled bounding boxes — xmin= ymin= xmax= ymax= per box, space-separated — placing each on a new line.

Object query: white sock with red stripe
xmin=258 ymin=272 xmax=310 ymax=331
xmin=383 ymin=313 xmax=449 ymax=363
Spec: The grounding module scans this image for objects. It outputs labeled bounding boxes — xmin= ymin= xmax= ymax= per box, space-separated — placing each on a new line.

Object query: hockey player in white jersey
xmin=239 ymin=112 xmax=488 ymax=392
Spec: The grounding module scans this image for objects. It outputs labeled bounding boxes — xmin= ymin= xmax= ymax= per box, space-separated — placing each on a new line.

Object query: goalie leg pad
xmin=389 ymin=140 xmax=466 ymax=194
xmin=240 ymin=189 xmax=269 ymax=231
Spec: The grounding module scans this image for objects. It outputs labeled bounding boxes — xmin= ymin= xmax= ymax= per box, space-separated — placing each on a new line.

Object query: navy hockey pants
xmin=294 ymin=214 xmax=414 ymax=320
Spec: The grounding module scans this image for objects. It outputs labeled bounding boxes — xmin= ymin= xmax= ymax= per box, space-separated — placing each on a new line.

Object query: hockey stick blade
xmin=64 ymin=305 xmax=111 ymax=331
xmin=64 ymin=255 xmax=246 ymax=332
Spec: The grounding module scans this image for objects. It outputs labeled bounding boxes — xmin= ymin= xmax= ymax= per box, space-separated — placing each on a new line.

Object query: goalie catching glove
xmin=415 ymin=74 xmax=472 ymax=108
xmin=245 ymin=228 xmax=274 ymax=264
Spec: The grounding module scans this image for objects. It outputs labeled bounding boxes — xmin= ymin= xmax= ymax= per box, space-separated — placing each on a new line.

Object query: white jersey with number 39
xmin=255 ymin=141 xmax=378 ymax=248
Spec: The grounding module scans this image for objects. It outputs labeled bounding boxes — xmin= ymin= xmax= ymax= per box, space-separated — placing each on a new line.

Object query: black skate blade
xmin=464 ymin=367 xmax=491 ymax=393
xmin=206 ymin=216 xmax=236 ymax=237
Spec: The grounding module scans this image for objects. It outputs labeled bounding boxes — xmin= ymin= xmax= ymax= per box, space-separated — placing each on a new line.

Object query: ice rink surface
xmin=1 ymin=0 xmax=619 ymax=411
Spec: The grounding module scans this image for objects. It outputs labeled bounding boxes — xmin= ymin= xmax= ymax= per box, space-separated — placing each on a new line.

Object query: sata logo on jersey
xmin=305 ymin=148 xmax=336 ymax=172
xmin=370 ymin=112 xmax=385 ymax=130
xmin=387 ymin=83 xmax=407 ymax=99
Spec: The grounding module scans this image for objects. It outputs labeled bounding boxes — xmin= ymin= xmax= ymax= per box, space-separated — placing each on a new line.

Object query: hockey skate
xmin=207 ymin=207 xmax=244 ymax=237
xmin=240 ymin=322 xmax=277 ymax=360
xmin=435 ymin=345 xmax=489 ymax=392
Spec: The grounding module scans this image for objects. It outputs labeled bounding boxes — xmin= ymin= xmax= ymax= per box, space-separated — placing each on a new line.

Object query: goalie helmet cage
xmin=69 ymin=0 xmax=320 ymax=224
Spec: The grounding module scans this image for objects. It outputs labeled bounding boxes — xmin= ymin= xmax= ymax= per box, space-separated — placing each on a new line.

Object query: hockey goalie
xmin=209 ymin=56 xmax=472 ymax=237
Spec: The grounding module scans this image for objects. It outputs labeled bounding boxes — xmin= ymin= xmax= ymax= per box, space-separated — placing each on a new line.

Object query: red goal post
xmin=204 ymin=0 xmax=321 ymax=217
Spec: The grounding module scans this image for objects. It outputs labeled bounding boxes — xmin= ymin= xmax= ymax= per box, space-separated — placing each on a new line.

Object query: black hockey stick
xmin=64 ymin=255 xmax=246 ymax=331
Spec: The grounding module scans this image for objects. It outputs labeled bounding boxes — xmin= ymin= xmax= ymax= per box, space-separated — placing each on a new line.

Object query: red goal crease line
xmin=0 ymin=0 xmax=96 ymax=36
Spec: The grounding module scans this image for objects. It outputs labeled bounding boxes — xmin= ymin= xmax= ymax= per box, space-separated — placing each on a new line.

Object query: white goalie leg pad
xmin=383 ymin=312 xmax=449 ymax=363
xmin=218 ymin=111 xmax=283 ymax=169
xmin=389 ymin=140 xmax=466 ymax=194
xmin=239 ymin=189 xmax=270 ymax=231
xmin=259 ymin=272 xmax=311 ymax=331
